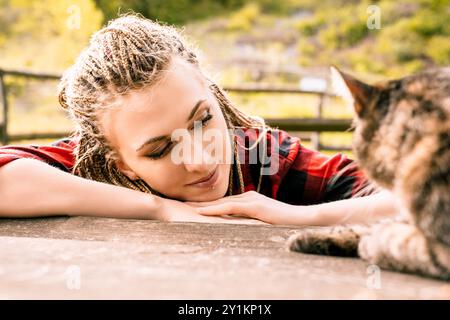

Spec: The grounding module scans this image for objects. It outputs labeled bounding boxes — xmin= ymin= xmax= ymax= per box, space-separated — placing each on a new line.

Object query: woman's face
xmin=99 ymin=57 xmax=233 ymax=201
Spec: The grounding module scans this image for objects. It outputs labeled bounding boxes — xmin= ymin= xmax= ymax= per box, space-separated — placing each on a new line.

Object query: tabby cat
xmin=287 ymin=66 xmax=450 ymax=280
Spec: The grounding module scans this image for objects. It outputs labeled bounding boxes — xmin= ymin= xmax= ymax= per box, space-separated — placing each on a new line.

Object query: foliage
xmin=292 ymin=0 xmax=450 ymax=77
xmin=0 ymin=0 xmax=103 ymax=72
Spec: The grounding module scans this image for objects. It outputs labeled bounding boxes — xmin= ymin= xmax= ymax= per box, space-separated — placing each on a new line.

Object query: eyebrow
xmin=135 ymin=99 xmax=207 ymax=152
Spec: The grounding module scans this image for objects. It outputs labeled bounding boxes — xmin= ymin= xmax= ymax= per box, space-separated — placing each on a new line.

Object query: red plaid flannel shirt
xmin=0 ymin=128 xmax=373 ymax=204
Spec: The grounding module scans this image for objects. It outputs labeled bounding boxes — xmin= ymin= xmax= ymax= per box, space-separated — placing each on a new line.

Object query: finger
xmin=220 ymin=217 xmax=268 ymax=225
xmin=196 ymin=203 xmax=251 ymax=217
xmin=214 ymin=215 xmax=270 ymax=226
xmin=185 ymin=201 xmax=218 ymax=207
xmin=243 ymin=219 xmax=271 ymax=226
xmin=195 ymin=203 xmax=236 ymax=216
xmin=184 ymin=201 xmax=205 ymax=207
xmin=185 ymin=194 xmax=246 ymax=207
xmin=185 ymin=201 xmax=224 ymax=207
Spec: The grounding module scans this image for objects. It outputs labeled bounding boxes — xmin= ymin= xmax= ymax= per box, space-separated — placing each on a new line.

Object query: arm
xmin=0 ymin=158 xmax=161 ymax=219
xmin=0 ymin=158 xmax=265 ymax=224
xmin=189 ymin=190 xmax=400 ymax=227
xmin=271 ymin=190 xmax=399 ymax=226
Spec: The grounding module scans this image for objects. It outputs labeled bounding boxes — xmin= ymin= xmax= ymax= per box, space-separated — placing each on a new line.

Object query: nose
xmin=182 ymin=138 xmax=216 ymax=173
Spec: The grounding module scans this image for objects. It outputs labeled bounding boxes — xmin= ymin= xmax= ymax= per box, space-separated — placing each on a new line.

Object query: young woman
xmin=0 ymin=14 xmax=398 ymax=225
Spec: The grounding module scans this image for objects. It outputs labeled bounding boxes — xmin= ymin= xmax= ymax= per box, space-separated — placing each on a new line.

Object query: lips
xmin=186 ymin=166 xmax=219 ymax=187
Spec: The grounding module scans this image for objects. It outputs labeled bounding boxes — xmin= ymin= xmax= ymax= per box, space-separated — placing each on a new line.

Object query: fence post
xmin=311 ymin=92 xmax=324 ymax=151
xmin=0 ymin=71 xmax=8 ymax=145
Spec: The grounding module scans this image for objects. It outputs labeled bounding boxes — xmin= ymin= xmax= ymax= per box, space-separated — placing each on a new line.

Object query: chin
xmin=181 ymin=165 xmax=230 ymax=201
xmin=186 ymin=181 xmax=228 ymax=202
xmin=197 ymin=184 xmax=228 ymax=201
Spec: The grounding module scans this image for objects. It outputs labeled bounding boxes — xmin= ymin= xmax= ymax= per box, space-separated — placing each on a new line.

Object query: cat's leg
xmin=287 ymin=225 xmax=369 ymax=257
xmin=358 ymin=221 xmax=450 ymax=280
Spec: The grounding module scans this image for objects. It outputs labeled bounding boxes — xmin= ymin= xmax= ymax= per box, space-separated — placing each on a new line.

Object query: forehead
xmin=100 ymin=58 xmax=208 ymax=153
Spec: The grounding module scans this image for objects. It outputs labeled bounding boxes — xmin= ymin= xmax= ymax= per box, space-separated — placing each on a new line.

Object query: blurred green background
xmin=0 ymin=0 xmax=449 ymax=154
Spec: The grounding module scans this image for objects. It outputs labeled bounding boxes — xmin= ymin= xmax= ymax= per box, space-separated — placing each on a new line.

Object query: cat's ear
xmin=330 ymin=66 xmax=378 ymax=117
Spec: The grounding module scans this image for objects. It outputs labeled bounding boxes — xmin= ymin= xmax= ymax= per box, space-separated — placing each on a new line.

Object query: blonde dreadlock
xmin=57 ymin=13 xmax=271 ymax=198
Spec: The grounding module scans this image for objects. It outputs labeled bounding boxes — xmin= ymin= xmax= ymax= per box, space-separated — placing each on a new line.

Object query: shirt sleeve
xmin=277 ymin=142 xmax=376 ymax=205
xmin=0 ymin=137 xmax=76 ymax=173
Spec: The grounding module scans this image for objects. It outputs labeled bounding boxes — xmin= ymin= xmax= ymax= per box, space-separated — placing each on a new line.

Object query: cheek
xmin=134 ymin=159 xmax=181 ymax=190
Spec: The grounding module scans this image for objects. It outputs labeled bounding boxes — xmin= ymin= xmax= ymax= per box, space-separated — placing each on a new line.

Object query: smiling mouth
xmin=185 ymin=166 xmax=219 ymax=187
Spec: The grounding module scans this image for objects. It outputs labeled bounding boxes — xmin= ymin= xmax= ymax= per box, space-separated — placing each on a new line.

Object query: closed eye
xmin=188 ymin=108 xmax=213 ymax=131
xmin=146 ymin=110 xmax=214 ymax=160
xmin=145 ymin=141 xmax=174 ymax=160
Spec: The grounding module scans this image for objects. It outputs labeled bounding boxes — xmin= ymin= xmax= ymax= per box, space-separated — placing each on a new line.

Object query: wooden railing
xmin=0 ymin=69 xmax=352 ymax=151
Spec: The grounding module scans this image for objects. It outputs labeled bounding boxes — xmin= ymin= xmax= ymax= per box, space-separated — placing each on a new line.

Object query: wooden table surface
xmin=0 ymin=216 xmax=449 ymax=299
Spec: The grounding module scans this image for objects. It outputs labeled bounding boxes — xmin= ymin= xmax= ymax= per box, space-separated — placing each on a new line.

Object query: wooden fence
xmin=0 ymin=68 xmax=352 ymax=151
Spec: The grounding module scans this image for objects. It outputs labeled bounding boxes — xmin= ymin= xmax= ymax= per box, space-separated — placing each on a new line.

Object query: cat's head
xmin=329 ymin=66 xmax=449 ymax=189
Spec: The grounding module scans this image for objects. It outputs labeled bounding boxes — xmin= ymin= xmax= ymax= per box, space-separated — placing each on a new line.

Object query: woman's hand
xmin=158 ymin=197 xmax=268 ymax=225
xmin=185 ymin=191 xmax=317 ymax=226
xmin=185 ymin=190 xmax=400 ymax=227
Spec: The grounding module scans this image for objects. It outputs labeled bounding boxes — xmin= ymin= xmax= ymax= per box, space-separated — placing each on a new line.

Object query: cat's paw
xmin=286 ymin=227 xmax=360 ymax=257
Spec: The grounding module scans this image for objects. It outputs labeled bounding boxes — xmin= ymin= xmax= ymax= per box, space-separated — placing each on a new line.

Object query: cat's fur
xmin=287 ymin=67 xmax=450 ymax=280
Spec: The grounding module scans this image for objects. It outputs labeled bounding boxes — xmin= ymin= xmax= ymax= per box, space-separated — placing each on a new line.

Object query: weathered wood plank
xmin=0 ymin=217 xmax=449 ymax=299
xmin=0 ymin=217 xmax=297 ymax=249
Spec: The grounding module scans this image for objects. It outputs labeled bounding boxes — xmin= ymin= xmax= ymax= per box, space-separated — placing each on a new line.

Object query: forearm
xmin=311 ymin=190 xmax=399 ymax=225
xmin=0 ymin=158 xmax=162 ymax=219
xmin=273 ymin=190 xmax=399 ymax=226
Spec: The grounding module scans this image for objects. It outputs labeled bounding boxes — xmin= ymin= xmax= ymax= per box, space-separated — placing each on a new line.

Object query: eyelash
xmin=145 ymin=111 xmax=214 ymax=160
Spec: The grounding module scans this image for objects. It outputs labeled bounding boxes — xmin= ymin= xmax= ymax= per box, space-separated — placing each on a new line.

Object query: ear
xmin=330 ymin=66 xmax=378 ymax=117
xmin=115 ymin=159 xmax=140 ymax=181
